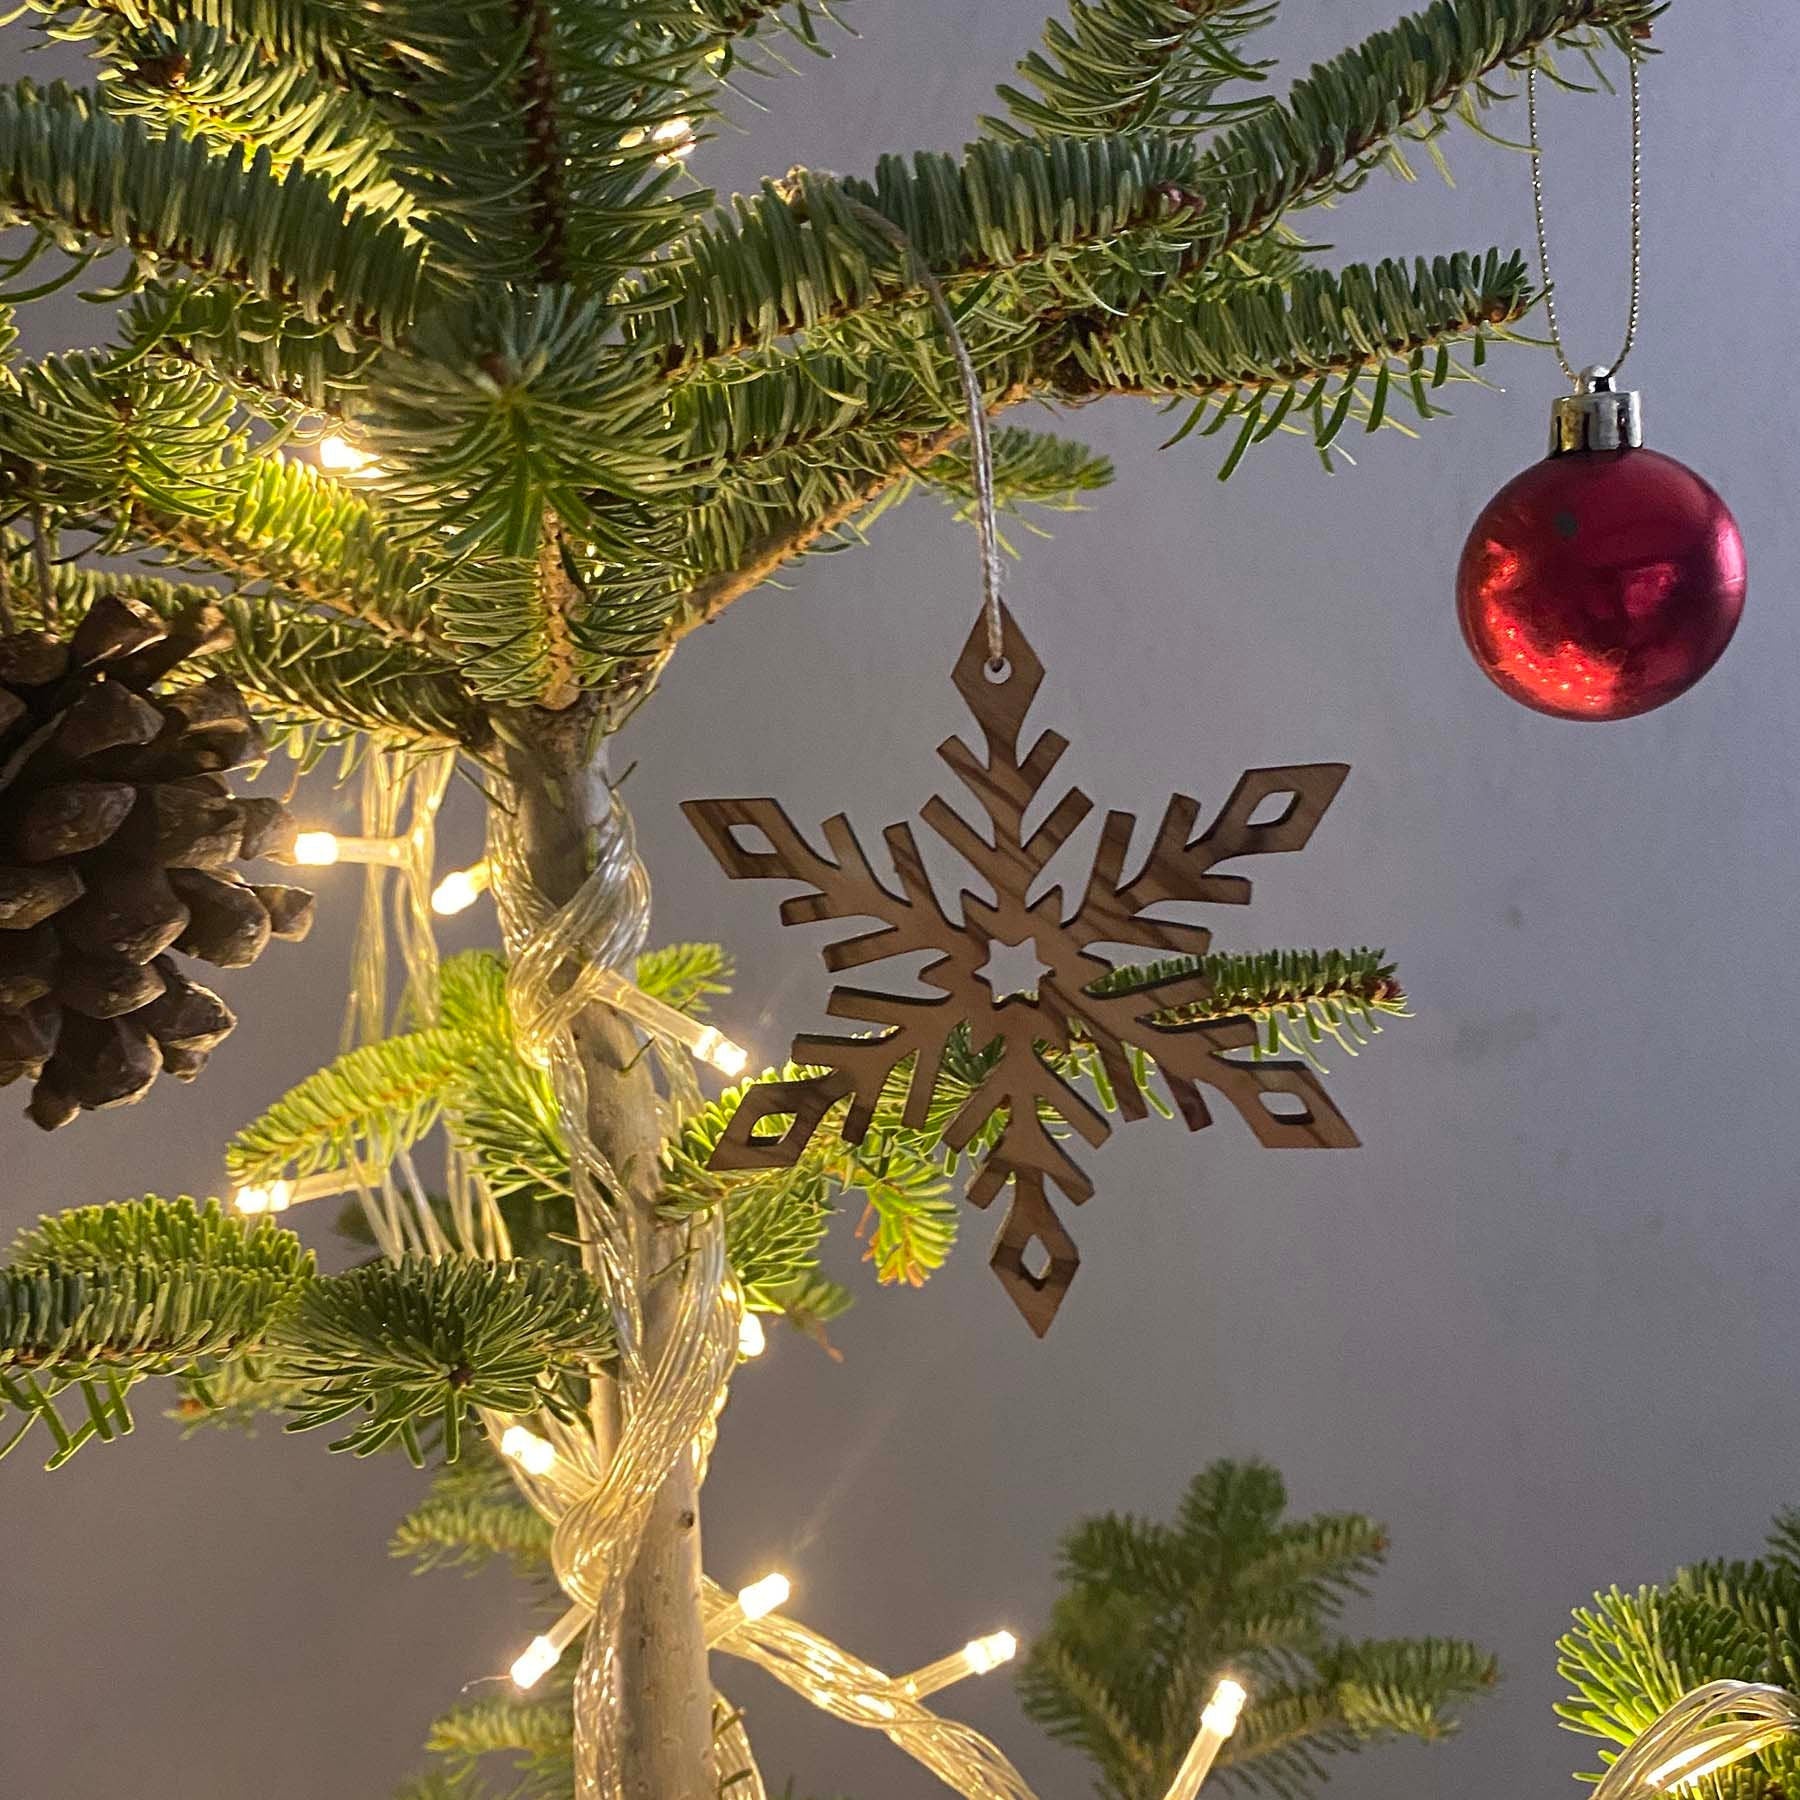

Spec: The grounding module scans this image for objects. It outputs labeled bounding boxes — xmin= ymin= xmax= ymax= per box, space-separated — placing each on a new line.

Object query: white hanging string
xmin=846 ymin=199 xmax=1005 ymax=669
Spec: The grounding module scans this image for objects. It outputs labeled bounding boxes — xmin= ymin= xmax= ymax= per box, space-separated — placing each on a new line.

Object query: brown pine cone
xmin=0 ymin=594 xmax=313 ymax=1127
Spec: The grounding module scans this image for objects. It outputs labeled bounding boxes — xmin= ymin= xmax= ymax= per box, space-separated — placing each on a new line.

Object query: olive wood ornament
xmin=685 ymin=607 xmax=1360 ymax=1335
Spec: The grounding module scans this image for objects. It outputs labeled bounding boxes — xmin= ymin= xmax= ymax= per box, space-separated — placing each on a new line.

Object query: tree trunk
xmin=502 ymin=701 xmax=717 ymax=1800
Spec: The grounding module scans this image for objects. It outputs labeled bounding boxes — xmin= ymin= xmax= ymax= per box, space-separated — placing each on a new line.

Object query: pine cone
xmin=0 ymin=594 xmax=315 ymax=1128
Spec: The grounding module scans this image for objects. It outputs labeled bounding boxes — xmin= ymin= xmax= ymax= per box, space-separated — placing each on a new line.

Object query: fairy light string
xmin=316 ymin=753 xmax=1038 ymax=1800
xmin=259 ymin=699 xmax=1790 ymax=1800
xmin=284 ymin=246 xmax=1290 ymax=1797
xmin=277 ymin=156 xmax=1800 ymax=1800
xmin=1592 ymin=1682 xmax=1800 ymax=1800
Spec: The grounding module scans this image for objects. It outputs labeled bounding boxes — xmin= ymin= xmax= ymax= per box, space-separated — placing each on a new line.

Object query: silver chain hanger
xmin=1527 ymin=52 xmax=1643 ymax=390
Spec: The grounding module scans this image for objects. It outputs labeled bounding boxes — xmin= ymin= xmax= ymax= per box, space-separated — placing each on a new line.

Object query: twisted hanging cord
xmin=846 ymin=199 xmax=1005 ymax=668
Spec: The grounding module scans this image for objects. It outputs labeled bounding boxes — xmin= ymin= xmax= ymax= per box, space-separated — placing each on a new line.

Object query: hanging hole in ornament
xmin=1019 ymin=1237 xmax=1052 ymax=1284
xmin=984 ymin=657 xmax=1011 ymax=683
xmin=1246 ymin=789 xmax=1300 ymax=829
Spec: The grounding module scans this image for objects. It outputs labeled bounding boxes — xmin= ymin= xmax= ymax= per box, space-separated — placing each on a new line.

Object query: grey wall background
xmin=3 ymin=3 xmax=1798 ymax=1797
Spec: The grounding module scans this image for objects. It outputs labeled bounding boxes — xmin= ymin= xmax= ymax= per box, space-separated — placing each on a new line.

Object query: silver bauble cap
xmin=1550 ymin=364 xmax=1643 ymax=455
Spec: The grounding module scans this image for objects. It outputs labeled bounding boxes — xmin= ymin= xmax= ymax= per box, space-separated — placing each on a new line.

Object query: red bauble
xmin=1456 ymin=444 xmax=1745 ymax=721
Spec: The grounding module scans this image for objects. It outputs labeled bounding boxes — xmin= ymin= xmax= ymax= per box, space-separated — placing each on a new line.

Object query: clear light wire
xmin=1594 ymin=1682 xmax=1800 ymax=1800
xmin=1164 ymin=1678 xmax=1248 ymax=1800
xmin=705 ymin=1580 xmax=1041 ymax=1800
xmin=316 ymin=752 xmax=1051 ymax=1800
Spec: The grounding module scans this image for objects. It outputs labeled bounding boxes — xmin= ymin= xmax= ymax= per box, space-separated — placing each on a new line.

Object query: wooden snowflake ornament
xmin=683 ymin=606 xmax=1359 ymax=1334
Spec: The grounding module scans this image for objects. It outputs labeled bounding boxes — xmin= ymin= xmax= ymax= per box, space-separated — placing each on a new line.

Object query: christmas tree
xmin=1559 ymin=1506 xmax=1800 ymax=1792
xmin=0 ymin=0 xmax=1657 ymax=1795
xmin=1547 ymin=1503 xmax=1800 ymax=1800
xmin=383 ymin=1455 xmax=1497 ymax=1795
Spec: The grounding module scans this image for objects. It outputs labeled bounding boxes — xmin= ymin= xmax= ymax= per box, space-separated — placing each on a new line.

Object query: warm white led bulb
xmin=431 ymin=863 xmax=490 ymax=916
xmin=737 ymin=1312 xmax=766 ymax=1359
xmin=500 ymin=1425 xmax=556 ymax=1477
xmin=510 ymin=1635 xmax=560 ymax=1690
xmin=292 ymin=831 xmax=341 ymax=867
xmin=963 ymin=1630 xmax=1018 ymax=1675
xmin=693 ymin=1026 xmax=750 ymax=1078
xmin=1201 ymin=1678 xmax=1248 ymax=1738
xmin=651 ymin=116 xmax=695 ymax=164
xmin=736 ymin=1573 xmax=789 ymax=1621
xmin=233 ymin=1180 xmax=293 ymax=1215
xmin=318 ymin=433 xmax=377 ymax=476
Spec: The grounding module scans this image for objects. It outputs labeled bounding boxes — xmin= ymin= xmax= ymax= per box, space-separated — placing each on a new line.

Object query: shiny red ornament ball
xmin=1456 ymin=446 xmax=1746 ymax=721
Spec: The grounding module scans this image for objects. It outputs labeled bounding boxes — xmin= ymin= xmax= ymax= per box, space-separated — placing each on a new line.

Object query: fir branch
xmin=665 ymin=354 xmax=1104 ymax=575
xmin=1557 ymin=1568 xmax=1791 ymax=1776
xmin=0 ymin=78 xmax=423 ymax=339
xmin=655 ymin=414 xmax=973 ymax=655
xmin=1057 ymin=250 xmax=1533 ymax=469
xmin=431 ymin=949 xmax=573 ymax=1216
xmin=437 ymin=948 xmax=510 ymax=1038
xmin=392 ymin=1468 xmax=556 ymax=1573
xmin=1322 ymin=1637 xmax=1498 ymax=1741
xmin=758 ymin=1269 xmax=854 ymax=1338
xmin=121 ymin=282 xmax=379 ymax=417
xmin=0 ymin=1196 xmax=314 ymax=1466
xmin=418 ymin=1682 xmax=575 ymax=1800
xmin=197 ymin=596 xmax=489 ymax=752
xmin=514 ymin=0 xmax=568 ymax=286
xmin=848 ymin=1130 xmax=959 ymax=1287
xmin=0 ymin=354 xmax=440 ymax=641
xmin=88 ymin=18 xmax=412 ymax=218
xmin=1051 ymin=0 xmax=1658 ymax=369
xmin=1087 ymin=948 xmax=1408 ymax=1067
xmin=914 ymin=425 xmax=1115 ymax=516
xmin=9 ymin=550 xmax=490 ymax=754
xmin=424 ymin=1691 xmax=574 ymax=1773
xmin=1022 ymin=1461 xmax=1497 ymax=1800
xmin=226 ymin=1027 xmax=473 ymax=1183
xmin=171 ymin=1354 xmax=313 ymax=1431
xmin=633 ymin=137 xmax=1207 ymax=373
xmin=10 ymin=1193 xmax=312 ymax=1281
xmin=633 ymin=942 xmax=733 ymax=1016
xmin=665 ymin=1063 xmax=962 ymax=1300
xmin=987 ymin=0 xmax=1276 ymax=141
xmin=363 ymin=289 xmax=684 ymax=565
xmin=273 ymin=1255 xmax=614 ymax=1462
xmin=27 ymin=0 xmax=392 ymax=102
xmin=360 ymin=0 xmax=700 ymax=290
